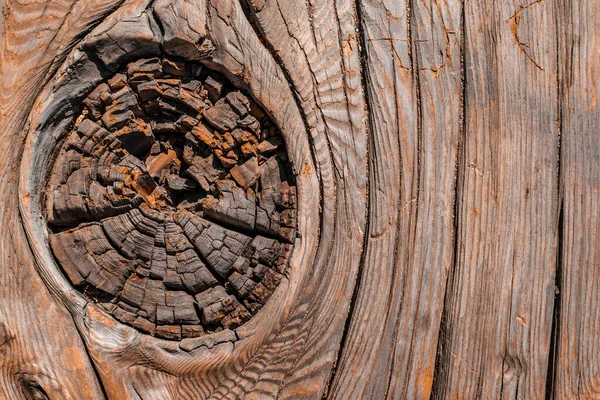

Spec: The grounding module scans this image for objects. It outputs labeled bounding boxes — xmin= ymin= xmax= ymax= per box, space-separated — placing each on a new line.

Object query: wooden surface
xmin=0 ymin=0 xmax=598 ymax=399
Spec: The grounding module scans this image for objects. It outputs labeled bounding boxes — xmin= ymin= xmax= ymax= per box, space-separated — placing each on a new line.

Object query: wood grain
xmin=329 ymin=0 xmax=462 ymax=398
xmin=433 ymin=0 xmax=560 ymax=398
xmin=0 ymin=0 xmax=127 ymax=398
xmin=238 ymin=1 xmax=368 ymax=398
xmin=2 ymin=0 xmax=599 ymax=398
xmin=16 ymin=0 xmax=366 ymax=398
xmin=553 ymin=1 xmax=600 ymax=398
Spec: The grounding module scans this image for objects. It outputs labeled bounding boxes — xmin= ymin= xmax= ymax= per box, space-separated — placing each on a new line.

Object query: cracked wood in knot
xmin=45 ymin=57 xmax=297 ymax=341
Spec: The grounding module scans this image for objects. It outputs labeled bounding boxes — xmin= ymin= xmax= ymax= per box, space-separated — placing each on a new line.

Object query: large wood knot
xmin=45 ymin=57 xmax=297 ymax=340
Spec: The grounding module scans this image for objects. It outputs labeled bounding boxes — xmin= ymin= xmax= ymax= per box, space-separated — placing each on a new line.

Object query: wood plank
xmin=0 ymin=0 xmax=125 ymax=398
xmin=553 ymin=1 xmax=600 ymax=398
xmin=432 ymin=0 xmax=560 ymax=398
xmin=330 ymin=0 xmax=463 ymax=398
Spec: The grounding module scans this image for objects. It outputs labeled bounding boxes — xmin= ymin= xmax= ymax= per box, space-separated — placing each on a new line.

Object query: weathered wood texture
xmin=553 ymin=1 xmax=600 ymax=398
xmin=330 ymin=0 xmax=462 ymax=398
xmin=0 ymin=0 xmax=599 ymax=399
xmin=0 ymin=1 xmax=126 ymax=398
xmin=434 ymin=0 xmax=560 ymax=398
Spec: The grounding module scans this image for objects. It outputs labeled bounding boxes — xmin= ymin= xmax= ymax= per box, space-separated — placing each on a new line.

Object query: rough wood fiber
xmin=0 ymin=1 xmax=126 ymax=398
xmin=13 ymin=0 xmax=366 ymax=398
xmin=553 ymin=1 xmax=600 ymax=398
xmin=238 ymin=1 xmax=368 ymax=398
xmin=432 ymin=0 xmax=560 ymax=398
xmin=330 ymin=0 xmax=462 ymax=398
xmin=2 ymin=0 xmax=599 ymax=398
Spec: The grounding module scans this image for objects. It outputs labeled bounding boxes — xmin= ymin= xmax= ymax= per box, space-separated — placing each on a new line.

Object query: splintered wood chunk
xmin=194 ymin=286 xmax=229 ymax=310
xmin=251 ymin=236 xmax=282 ymax=267
xmin=260 ymin=156 xmax=286 ymax=206
xmin=244 ymin=282 xmax=271 ymax=312
xmin=261 ymin=268 xmax=283 ymax=291
xmin=182 ymin=325 xmax=205 ymax=338
xmin=167 ymin=175 xmax=197 ymax=191
xmin=156 ymin=305 xmax=175 ymax=324
xmin=177 ymin=115 xmax=199 ymax=131
xmin=225 ymin=91 xmax=250 ymax=116
xmin=120 ymin=275 xmax=147 ymax=309
xmin=240 ymin=142 xmax=257 ymax=158
xmin=157 ymin=98 xmax=185 ymax=116
xmin=230 ymin=156 xmax=259 ymax=189
xmin=229 ymin=272 xmax=257 ymax=300
xmin=238 ymin=115 xmax=261 ymax=135
xmin=175 ymin=211 xmax=253 ymax=278
xmin=162 ymin=58 xmax=186 ymax=76
xmin=185 ymin=153 xmax=224 ymax=190
xmin=190 ymin=125 xmax=218 ymax=149
xmin=260 ymin=157 xmax=284 ymax=190
xmin=132 ymin=172 xmax=158 ymax=198
xmin=132 ymin=317 xmax=154 ymax=334
xmin=149 ymin=247 xmax=167 ymax=280
xmin=163 ymin=269 xmax=184 ymax=290
xmin=204 ymin=75 xmax=223 ymax=102
xmin=231 ymin=128 xmax=256 ymax=146
xmin=177 ymin=89 xmax=206 ymax=113
xmin=181 ymin=76 xmax=202 ymax=91
xmin=280 ymin=182 xmax=296 ymax=209
xmin=113 ymin=308 xmax=137 ymax=325
xmin=201 ymin=180 xmax=256 ymax=231
xmin=127 ymin=58 xmax=163 ymax=78
xmin=151 ymin=122 xmax=177 ymax=136
xmin=114 ymin=119 xmax=154 ymax=156
xmin=200 ymin=227 xmax=251 ymax=277
xmin=83 ymin=83 xmax=110 ymax=120
xmin=101 ymin=87 xmax=143 ymax=131
xmin=173 ymin=302 xmax=201 ymax=325
xmin=146 ymin=149 xmax=180 ymax=178
xmin=154 ymin=325 xmax=181 ymax=340
xmin=136 ymin=80 xmax=162 ymax=102
xmin=101 ymin=107 xmax=134 ymax=131
xmin=221 ymin=301 xmax=251 ymax=329
xmin=77 ymin=118 xmax=103 ymax=138
xmin=165 ymin=291 xmax=198 ymax=324
xmin=108 ymin=73 xmax=127 ymax=91
xmin=258 ymin=136 xmax=283 ymax=154
xmin=280 ymin=209 xmax=296 ymax=228
xmin=203 ymin=99 xmax=238 ymax=131
xmin=199 ymin=294 xmax=244 ymax=327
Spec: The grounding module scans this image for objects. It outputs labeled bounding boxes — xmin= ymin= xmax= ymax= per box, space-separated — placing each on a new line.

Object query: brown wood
xmin=0 ymin=0 xmax=598 ymax=399
xmin=553 ymin=2 xmax=600 ymax=398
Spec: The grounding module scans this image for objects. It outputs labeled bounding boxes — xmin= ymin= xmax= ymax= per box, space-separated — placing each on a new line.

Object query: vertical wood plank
xmin=433 ymin=0 xmax=560 ymax=398
xmin=330 ymin=0 xmax=462 ymax=398
xmin=553 ymin=1 xmax=600 ymax=398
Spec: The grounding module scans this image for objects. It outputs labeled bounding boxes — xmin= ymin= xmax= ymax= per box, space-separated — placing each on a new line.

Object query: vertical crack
xmin=546 ymin=202 xmax=563 ymax=400
xmin=545 ymin=7 xmax=565 ymax=396
xmin=431 ymin=0 xmax=466 ymax=397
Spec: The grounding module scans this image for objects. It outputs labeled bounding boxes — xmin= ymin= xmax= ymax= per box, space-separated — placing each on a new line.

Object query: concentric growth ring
xmin=45 ymin=57 xmax=297 ymax=340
